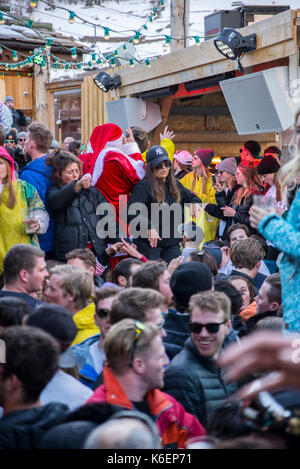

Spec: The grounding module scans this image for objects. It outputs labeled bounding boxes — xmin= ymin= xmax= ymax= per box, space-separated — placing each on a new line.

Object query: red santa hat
xmin=80 ymin=123 xmax=123 ymax=175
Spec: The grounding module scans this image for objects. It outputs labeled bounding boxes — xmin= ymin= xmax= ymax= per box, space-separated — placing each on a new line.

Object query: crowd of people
xmin=0 ymin=93 xmax=299 ymax=450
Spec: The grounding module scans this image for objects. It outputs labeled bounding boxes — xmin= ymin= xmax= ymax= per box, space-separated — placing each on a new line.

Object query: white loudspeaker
xmin=106 ymin=98 xmax=162 ymax=132
xmin=220 ymin=66 xmax=295 ymax=135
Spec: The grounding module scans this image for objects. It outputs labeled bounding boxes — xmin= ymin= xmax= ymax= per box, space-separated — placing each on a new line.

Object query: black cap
xmin=170 ymin=262 xmax=212 ymax=311
xmin=146 ymin=145 xmax=169 ymax=167
xmin=27 ymin=304 xmax=77 ymax=345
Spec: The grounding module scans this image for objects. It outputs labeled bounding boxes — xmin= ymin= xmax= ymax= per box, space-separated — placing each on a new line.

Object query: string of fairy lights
xmin=0 ymin=0 xmax=208 ymax=75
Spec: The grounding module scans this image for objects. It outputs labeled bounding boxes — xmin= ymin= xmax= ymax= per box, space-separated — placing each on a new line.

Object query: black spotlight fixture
xmin=93 ymin=72 xmax=121 ymax=92
xmin=214 ymin=27 xmax=256 ymax=73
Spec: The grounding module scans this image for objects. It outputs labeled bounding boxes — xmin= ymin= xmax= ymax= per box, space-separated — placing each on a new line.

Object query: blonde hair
xmin=104 ymin=319 xmax=160 ymax=375
xmin=279 ymin=111 xmax=300 ymax=194
xmin=49 ymin=264 xmax=93 ymax=310
xmin=189 ymin=291 xmax=231 ymax=321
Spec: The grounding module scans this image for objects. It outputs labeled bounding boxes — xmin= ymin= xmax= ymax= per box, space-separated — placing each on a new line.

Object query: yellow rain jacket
xmin=72 ymin=302 xmax=99 ymax=346
xmin=180 ymin=171 xmax=219 ymax=248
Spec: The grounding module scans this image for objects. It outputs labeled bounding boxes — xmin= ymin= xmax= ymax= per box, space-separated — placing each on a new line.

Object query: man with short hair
xmin=0 ymin=244 xmax=47 ymax=310
xmin=111 ymin=257 xmax=143 ymax=287
xmin=178 ymin=221 xmax=204 ymax=262
xmin=44 ymin=264 xmax=98 ymax=346
xmin=246 ymin=273 xmax=282 ymax=332
xmin=0 ymin=326 xmax=68 ymax=449
xmin=86 ymin=319 xmax=205 ymax=448
xmin=240 ymin=140 xmax=262 ymax=167
xmin=26 ymin=304 xmax=93 ymax=410
xmin=132 ymin=260 xmax=173 ymax=306
xmin=72 ymin=286 xmax=120 ymax=388
xmin=163 ymin=262 xmax=213 ymax=358
xmin=66 ymin=248 xmax=104 ymax=289
xmin=110 ymin=287 xmax=166 ymax=336
xmin=19 ymin=122 xmax=54 ymax=254
xmin=229 ymin=237 xmax=267 ymax=290
xmin=163 ymin=291 xmax=237 ymax=426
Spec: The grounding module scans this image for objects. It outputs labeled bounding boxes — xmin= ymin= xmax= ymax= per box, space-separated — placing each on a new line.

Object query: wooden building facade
xmin=76 ymin=8 xmax=300 ymax=160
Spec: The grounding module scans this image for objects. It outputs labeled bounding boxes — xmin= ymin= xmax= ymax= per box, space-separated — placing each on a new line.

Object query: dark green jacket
xmin=163 ymin=337 xmax=238 ymax=427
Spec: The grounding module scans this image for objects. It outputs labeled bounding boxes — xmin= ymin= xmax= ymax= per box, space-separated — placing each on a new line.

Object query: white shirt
xmin=40 ymin=369 xmax=93 ymax=412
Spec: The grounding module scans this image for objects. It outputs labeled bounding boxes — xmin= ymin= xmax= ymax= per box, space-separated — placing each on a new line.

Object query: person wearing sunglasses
xmin=14 ymin=131 xmax=31 ymax=171
xmin=163 ymin=291 xmax=238 ymax=427
xmin=127 ymin=145 xmax=202 ymax=264
xmin=86 ymin=318 xmax=206 ymax=448
xmin=72 ymin=285 xmax=120 ymax=390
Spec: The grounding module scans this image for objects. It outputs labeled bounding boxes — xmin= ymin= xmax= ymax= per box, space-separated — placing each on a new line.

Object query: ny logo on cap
xmin=156 ymin=148 xmax=164 ymax=155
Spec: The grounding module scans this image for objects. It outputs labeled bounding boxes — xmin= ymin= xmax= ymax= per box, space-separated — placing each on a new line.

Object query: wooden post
xmin=34 ymin=49 xmax=50 ymax=126
xmin=170 ymin=0 xmax=190 ymax=52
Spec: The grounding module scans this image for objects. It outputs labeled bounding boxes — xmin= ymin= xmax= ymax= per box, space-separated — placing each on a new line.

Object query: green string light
xmin=145 ymin=58 xmax=151 ymax=67
xmin=26 ymin=18 xmax=34 ymax=28
xmin=71 ymin=47 xmax=77 ymax=59
xmin=0 ymin=12 xmax=5 ymax=25
xmin=91 ymin=53 xmax=96 ymax=64
xmin=68 ymin=11 xmax=75 ymax=24
xmin=12 ymin=51 xmax=18 ymax=62
xmin=164 ymin=35 xmax=171 ymax=47
xmin=130 ymin=58 xmax=135 ymax=68
xmin=133 ymin=31 xmax=142 ymax=45
xmin=194 ymin=36 xmax=201 ymax=46
xmin=104 ymin=27 xmax=110 ymax=40
xmin=30 ymin=0 xmax=38 ymax=7
xmin=0 ymin=46 xmax=3 ymax=55
xmin=45 ymin=38 xmax=53 ymax=50
xmin=110 ymin=57 xmax=116 ymax=67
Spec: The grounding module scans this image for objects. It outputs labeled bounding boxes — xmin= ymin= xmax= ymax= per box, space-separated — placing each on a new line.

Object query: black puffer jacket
xmin=163 ymin=337 xmax=238 ymax=427
xmin=0 ymin=403 xmax=68 ymax=449
xmin=127 ymin=178 xmax=201 ymax=247
xmin=205 ymin=186 xmax=257 ymax=234
xmin=46 ymin=182 xmax=110 ymax=263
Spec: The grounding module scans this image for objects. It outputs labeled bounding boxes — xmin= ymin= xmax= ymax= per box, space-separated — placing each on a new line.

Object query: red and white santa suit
xmin=80 ymin=123 xmax=145 ymax=220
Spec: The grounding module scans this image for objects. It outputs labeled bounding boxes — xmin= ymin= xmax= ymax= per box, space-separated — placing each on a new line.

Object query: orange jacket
xmin=86 ymin=365 xmax=206 ymax=448
xmin=240 ymin=300 xmax=257 ymax=323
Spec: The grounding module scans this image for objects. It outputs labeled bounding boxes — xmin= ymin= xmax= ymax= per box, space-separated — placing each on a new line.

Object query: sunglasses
xmin=5 ymin=139 xmax=15 ymax=144
xmin=96 ymin=308 xmax=110 ymax=318
xmin=18 ymin=138 xmax=26 ymax=142
xmin=189 ymin=321 xmax=227 ymax=334
xmin=155 ymin=160 xmax=172 ymax=170
xmin=215 ymin=170 xmax=224 ymax=175
xmin=129 ymin=320 xmax=146 ymax=367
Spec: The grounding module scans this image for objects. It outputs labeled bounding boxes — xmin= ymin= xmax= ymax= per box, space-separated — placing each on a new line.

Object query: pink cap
xmin=173 ymin=150 xmax=193 ymax=165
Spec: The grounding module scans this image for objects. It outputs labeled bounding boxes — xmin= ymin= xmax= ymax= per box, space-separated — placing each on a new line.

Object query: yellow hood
xmin=72 ymin=302 xmax=99 ymax=346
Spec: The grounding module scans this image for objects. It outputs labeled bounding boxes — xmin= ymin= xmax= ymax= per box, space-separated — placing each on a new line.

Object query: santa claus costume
xmin=80 ymin=123 xmax=145 ymax=221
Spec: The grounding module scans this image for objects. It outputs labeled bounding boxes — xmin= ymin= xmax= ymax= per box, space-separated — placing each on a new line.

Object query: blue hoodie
xmin=19 ymin=155 xmax=55 ymax=253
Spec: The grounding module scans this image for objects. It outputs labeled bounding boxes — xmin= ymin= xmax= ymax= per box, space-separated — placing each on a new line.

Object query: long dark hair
xmin=46 ymin=148 xmax=82 ymax=186
xmin=145 ymin=163 xmax=180 ymax=203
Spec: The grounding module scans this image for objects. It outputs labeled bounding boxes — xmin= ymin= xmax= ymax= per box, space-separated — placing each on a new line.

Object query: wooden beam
xmin=174 ymin=130 xmax=276 ymax=143
xmin=152 ymin=96 xmax=174 ymax=145
xmin=116 ymin=9 xmax=297 ymax=97
xmin=170 ymin=106 xmax=231 ymax=115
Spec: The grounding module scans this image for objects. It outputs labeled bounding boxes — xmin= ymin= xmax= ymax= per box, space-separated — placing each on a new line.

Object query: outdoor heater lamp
xmin=214 ymin=27 xmax=256 ymax=72
xmin=93 ymin=72 xmax=121 ymax=93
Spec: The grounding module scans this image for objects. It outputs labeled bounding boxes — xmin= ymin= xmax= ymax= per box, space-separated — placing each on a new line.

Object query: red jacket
xmin=86 ymin=365 xmax=206 ymax=448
